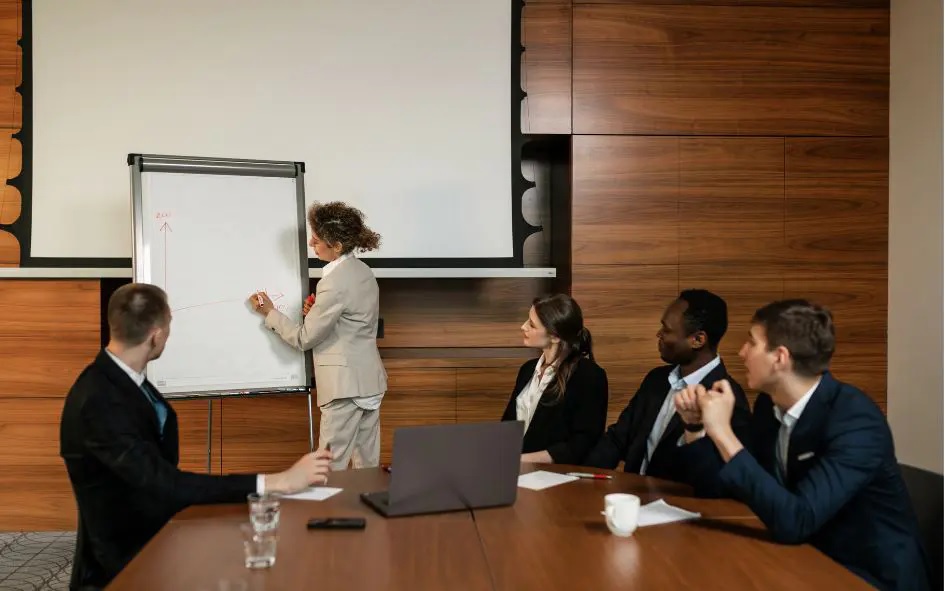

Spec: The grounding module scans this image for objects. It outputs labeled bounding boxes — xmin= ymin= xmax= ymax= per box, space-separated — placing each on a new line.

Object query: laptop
xmin=360 ymin=420 xmax=524 ymax=517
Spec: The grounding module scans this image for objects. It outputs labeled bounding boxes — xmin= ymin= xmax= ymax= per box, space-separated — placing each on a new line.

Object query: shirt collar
xmin=668 ymin=355 xmax=722 ymax=390
xmin=534 ymin=354 xmax=556 ymax=377
xmin=105 ymin=349 xmax=146 ymax=387
xmin=773 ymin=377 xmax=821 ymax=428
xmin=322 ymin=253 xmax=354 ymax=278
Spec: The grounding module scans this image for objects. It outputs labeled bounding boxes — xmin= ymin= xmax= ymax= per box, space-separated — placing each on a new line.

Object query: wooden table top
xmin=107 ymin=465 xmax=871 ymax=590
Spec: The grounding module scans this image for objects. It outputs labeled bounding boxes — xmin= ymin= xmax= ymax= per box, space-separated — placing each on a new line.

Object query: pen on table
xmin=566 ymin=472 xmax=613 ymax=480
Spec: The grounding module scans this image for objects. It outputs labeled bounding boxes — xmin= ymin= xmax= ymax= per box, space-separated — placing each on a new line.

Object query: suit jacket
xmin=60 ymin=351 xmax=256 ymax=590
xmin=583 ymin=360 xmax=751 ymax=483
xmin=501 ymin=357 xmax=609 ymax=465
xmin=682 ymin=372 xmax=930 ymax=591
xmin=266 ymin=256 xmax=387 ymax=406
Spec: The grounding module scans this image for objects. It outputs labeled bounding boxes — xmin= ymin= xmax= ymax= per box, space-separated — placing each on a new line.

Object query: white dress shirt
xmin=105 ymin=350 xmax=266 ymax=494
xmin=515 ymin=356 xmax=556 ymax=433
xmin=772 ymin=378 xmax=820 ymax=482
xmin=640 ymin=356 xmax=722 ymax=475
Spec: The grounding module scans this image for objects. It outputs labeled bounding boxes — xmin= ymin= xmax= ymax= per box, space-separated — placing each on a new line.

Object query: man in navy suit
xmin=675 ymin=299 xmax=929 ymax=590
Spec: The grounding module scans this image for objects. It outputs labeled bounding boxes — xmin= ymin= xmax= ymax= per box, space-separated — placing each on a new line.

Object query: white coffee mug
xmin=604 ymin=493 xmax=640 ymax=537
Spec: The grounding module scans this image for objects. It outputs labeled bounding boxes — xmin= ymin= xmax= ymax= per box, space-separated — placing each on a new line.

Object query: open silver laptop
xmin=361 ymin=421 xmax=524 ymax=517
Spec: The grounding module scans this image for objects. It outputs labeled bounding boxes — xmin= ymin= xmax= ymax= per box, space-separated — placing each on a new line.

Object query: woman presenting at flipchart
xmin=250 ymin=202 xmax=387 ymax=470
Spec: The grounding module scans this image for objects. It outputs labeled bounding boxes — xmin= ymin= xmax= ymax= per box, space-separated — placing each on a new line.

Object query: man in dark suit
xmin=583 ymin=289 xmax=750 ymax=481
xmin=61 ymin=283 xmax=332 ymax=590
xmin=675 ymin=299 xmax=930 ymax=591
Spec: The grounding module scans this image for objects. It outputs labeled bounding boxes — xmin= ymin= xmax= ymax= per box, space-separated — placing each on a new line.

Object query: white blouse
xmin=515 ymin=356 xmax=556 ymax=433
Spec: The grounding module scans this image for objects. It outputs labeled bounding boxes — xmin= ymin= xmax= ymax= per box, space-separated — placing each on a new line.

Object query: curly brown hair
xmin=307 ymin=201 xmax=381 ymax=254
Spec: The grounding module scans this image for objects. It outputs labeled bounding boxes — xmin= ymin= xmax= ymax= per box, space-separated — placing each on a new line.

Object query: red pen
xmin=566 ymin=472 xmax=613 ymax=480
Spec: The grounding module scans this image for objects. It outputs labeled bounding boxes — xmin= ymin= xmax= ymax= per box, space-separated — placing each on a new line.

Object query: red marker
xmin=566 ymin=472 xmax=613 ymax=480
xmin=305 ymin=294 xmax=315 ymax=306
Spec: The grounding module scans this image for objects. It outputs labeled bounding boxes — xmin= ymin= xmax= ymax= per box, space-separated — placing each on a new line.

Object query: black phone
xmin=306 ymin=517 xmax=366 ymax=530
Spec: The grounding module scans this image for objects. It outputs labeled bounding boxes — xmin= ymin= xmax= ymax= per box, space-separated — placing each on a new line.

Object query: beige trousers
xmin=318 ymin=398 xmax=381 ymax=470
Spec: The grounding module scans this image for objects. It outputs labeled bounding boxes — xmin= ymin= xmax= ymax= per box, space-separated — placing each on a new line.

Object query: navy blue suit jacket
xmin=681 ymin=372 xmax=929 ymax=590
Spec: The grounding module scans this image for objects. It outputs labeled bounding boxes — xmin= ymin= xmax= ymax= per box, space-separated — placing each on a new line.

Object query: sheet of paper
xmin=637 ymin=499 xmax=701 ymax=527
xmin=517 ymin=470 xmax=579 ymax=491
xmin=282 ymin=486 xmax=343 ymax=501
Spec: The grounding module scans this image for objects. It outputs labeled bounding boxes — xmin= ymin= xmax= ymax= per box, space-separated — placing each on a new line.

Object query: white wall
xmin=888 ymin=0 xmax=944 ymax=474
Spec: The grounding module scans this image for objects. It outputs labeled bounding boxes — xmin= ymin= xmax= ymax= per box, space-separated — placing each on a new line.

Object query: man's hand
xmin=264 ymin=448 xmax=332 ymax=494
xmin=674 ymin=383 xmax=704 ymax=425
xmin=696 ymin=380 xmax=743 ymax=462
xmin=675 ymin=384 xmax=706 ymax=443
xmin=698 ymin=379 xmax=736 ymax=437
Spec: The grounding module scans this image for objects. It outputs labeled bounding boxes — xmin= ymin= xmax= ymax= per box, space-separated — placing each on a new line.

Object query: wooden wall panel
xmin=379 ymin=369 xmax=456 ymax=464
xmin=679 ymin=138 xmax=784 ymax=265
xmin=456 ymin=368 xmax=518 ymax=425
xmin=220 ymin=395 xmax=312 ymax=475
xmin=522 ymin=3 xmax=571 ymax=134
xmin=377 ymin=279 xmax=554 ymax=348
xmin=0 ymin=399 xmax=76 ymax=531
xmin=0 ymin=281 xmax=100 ymax=397
xmin=573 ymin=5 xmax=888 ymax=135
xmin=572 ymin=136 xmax=679 ymax=266
xmin=171 ymin=400 xmax=214 ymax=474
xmin=785 ymin=138 xmax=888 ymax=264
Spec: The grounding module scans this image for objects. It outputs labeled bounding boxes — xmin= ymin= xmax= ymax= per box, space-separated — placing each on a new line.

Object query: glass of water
xmin=247 ymin=492 xmax=281 ymax=533
xmin=241 ymin=523 xmax=277 ymax=569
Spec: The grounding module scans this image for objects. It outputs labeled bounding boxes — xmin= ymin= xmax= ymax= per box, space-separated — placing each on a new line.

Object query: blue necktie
xmin=141 ymin=381 xmax=168 ymax=435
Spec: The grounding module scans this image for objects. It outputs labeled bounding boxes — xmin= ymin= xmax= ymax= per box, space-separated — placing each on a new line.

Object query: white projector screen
xmin=30 ymin=0 xmax=513 ymax=262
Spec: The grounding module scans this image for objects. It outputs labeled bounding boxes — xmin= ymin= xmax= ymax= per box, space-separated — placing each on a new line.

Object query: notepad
xmin=283 ymin=487 xmax=343 ymax=501
xmin=517 ymin=471 xmax=579 ymax=491
xmin=637 ymin=499 xmax=701 ymax=527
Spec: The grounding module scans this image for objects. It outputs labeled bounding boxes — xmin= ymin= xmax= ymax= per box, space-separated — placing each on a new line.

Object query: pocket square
xmin=797 ymin=451 xmax=816 ymax=461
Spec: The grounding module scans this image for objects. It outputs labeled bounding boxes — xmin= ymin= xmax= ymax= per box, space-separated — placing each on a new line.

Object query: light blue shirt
xmin=641 ymin=356 xmax=722 ymax=475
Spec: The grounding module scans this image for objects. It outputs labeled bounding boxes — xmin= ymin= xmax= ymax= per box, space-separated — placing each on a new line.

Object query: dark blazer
xmin=681 ymin=372 xmax=930 ymax=591
xmin=583 ymin=360 xmax=751 ymax=483
xmin=501 ymin=357 xmax=608 ymax=465
xmin=60 ymin=351 xmax=256 ymax=590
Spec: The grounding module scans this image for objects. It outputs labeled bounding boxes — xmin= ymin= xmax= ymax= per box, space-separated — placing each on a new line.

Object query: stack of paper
xmin=282 ymin=487 xmax=343 ymax=501
xmin=517 ymin=471 xmax=579 ymax=491
xmin=637 ymin=499 xmax=701 ymax=527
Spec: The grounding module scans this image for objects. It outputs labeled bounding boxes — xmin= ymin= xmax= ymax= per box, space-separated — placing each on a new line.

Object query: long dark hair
xmin=532 ymin=294 xmax=594 ymax=403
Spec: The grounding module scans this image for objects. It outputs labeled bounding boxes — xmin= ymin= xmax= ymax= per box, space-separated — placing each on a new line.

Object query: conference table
xmin=107 ymin=465 xmax=870 ymax=590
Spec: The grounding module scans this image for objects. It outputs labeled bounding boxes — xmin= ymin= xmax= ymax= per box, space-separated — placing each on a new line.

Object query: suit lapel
xmin=94 ymin=351 xmax=162 ymax=437
xmin=753 ymin=394 xmax=782 ymax=475
xmin=785 ymin=374 xmax=833 ymax=483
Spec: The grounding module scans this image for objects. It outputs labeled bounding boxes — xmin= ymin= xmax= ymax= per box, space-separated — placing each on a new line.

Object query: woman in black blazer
xmin=501 ymin=294 xmax=609 ymax=465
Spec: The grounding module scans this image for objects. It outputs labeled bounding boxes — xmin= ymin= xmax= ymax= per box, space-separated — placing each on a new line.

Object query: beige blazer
xmin=265 ymin=257 xmax=387 ymax=406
